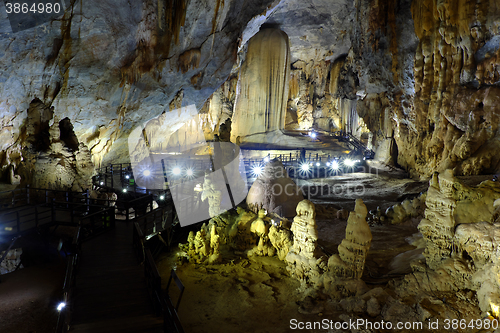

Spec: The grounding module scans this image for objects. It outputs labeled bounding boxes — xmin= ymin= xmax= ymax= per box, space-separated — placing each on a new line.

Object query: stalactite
xmin=178 ymin=48 xmax=201 ymax=74
xmin=212 ymin=0 xmax=224 ymax=34
xmin=120 ymin=0 xmax=187 ymax=85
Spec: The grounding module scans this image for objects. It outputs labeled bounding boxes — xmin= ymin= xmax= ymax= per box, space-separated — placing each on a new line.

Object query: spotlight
xmin=252 ymin=165 xmax=264 ymax=177
xmin=100 ymin=181 xmax=104 ymax=185
xmin=143 ymin=170 xmax=151 ymax=177
xmin=309 ymin=131 xmax=317 ymax=139
xmin=159 ymin=195 xmax=165 ymax=200
xmin=172 ymin=167 xmax=181 ymax=175
xmin=122 ymin=188 xmax=127 ymax=193
xmin=330 ymin=161 xmax=339 ymax=170
xmin=300 ymin=163 xmax=310 ymax=171
xmin=125 ymin=175 xmax=130 ymax=179
xmin=326 ymin=162 xmax=330 ymax=167
xmin=316 ymin=162 xmax=320 ymax=167
xmin=57 ymin=302 xmax=66 ymax=312
xmin=186 ymin=169 xmax=193 ymax=176
xmin=344 ymin=159 xmax=355 ymax=167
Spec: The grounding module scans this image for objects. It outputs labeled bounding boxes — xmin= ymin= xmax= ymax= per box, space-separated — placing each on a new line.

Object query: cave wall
xmin=2 ymin=0 xmax=500 ymax=182
xmin=350 ymin=0 xmax=500 ymax=178
xmin=0 ymin=0 xmax=277 ymax=183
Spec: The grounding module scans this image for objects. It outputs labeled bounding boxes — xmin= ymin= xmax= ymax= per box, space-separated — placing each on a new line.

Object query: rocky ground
xmin=156 ymin=166 xmax=484 ymax=333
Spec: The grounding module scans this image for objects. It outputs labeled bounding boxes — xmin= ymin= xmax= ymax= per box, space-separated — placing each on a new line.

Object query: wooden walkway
xmin=70 ymin=220 xmax=163 ymax=333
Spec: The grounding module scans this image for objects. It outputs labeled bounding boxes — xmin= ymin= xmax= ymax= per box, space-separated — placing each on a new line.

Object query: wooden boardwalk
xmin=70 ymin=220 xmax=163 ymax=333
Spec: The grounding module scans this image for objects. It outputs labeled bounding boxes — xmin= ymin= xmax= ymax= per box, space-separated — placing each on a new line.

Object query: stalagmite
xmin=328 ymin=199 xmax=372 ymax=279
xmin=180 ymin=223 xmax=222 ymax=264
xmin=201 ymin=172 xmax=223 ymax=218
xmin=246 ymin=159 xmax=303 ymax=218
xmin=285 ymin=200 xmax=327 ymax=288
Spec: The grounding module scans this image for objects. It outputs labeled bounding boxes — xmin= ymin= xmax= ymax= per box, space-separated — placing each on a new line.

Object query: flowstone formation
xmin=14 ymin=99 xmax=94 ymax=191
xmin=231 ymin=28 xmax=290 ymax=144
xmin=395 ymin=0 xmax=500 ymax=177
xmin=246 ymin=159 xmax=303 ymax=218
xmin=327 ymin=199 xmax=372 ymax=280
xmin=285 ymin=200 xmax=327 ymax=288
xmin=397 ymin=170 xmax=500 ymax=316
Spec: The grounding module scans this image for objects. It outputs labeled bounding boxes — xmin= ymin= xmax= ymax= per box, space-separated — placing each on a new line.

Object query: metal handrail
xmin=55 ymin=226 xmax=81 ymax=333
xmin=133 ymin=222 xmax=184 ymax=333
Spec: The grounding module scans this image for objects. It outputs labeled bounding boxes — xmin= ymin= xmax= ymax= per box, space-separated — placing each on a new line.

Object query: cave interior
xmin=1 ymin=0 xmax=500 ymax=332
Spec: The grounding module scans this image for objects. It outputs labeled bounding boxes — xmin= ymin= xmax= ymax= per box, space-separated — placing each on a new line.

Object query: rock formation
xmin=328 ymin=199 xmax=372 ymax=279
xmin=368 ymin=192 xmax=427 ymax=225
xmin=268 ymin=225 xmax=293 ymax=261
xmin=286 ymin=200 xmax=327 ymax=287
xmin=248 ymin=209 xmax=275 ymax=257
xmin=201 ymin=172 xmax=223 ymax=218
xmin=0 ymin=248 xmax=23 ymax=275
xmin=246 ymin=159 xmax=303 ymax=218
xmin=180 ymin=223 xmax=221 ymax=265
xmin=418 ymin=170 xmax=500 ymax=270
xmin=397 ymin=170 xmax=500 ymax=317
xmin=231 ymin=28 xmax=290 ymax=143
xmin=15 ymin=99 xmax=94 ymax=191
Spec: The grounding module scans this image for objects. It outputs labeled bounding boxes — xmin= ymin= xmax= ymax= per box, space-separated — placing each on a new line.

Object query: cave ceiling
xmin=0 ymin=0 xmax=352 ymax=164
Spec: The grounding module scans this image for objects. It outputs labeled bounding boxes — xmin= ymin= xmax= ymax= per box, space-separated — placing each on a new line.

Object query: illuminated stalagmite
xmin=286 ymin=200 xmax=327 ymax=288
xmin=231 ymin=28 xmax=290 ymax=144
xmin=328 ymin=199 xmax=372 ymax=279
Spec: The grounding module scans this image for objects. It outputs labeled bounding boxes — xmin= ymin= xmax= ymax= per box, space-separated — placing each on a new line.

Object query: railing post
xmin=27 ymin=185 xmax=30 ymax=205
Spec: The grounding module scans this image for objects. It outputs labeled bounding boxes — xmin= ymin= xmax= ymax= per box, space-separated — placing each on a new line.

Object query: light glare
xmin=143 ymin=170 xmax=151 ymax=177
xmin=330 ymin=161 xmax=339 ymax=170
xmin=186 ymin=169 xmax=194 ymax=176
xmin=300 ymin=163 xmax=310 ymax=171
xmin=252 ymin=165 xmax=264 ymax=176
xmin=345 ymin=159 xmax=355 ymax=167
xmin=172 ymin=167 xmax=181 ymax=175
xmin=57 ymin=302 xmax=66 ymax=311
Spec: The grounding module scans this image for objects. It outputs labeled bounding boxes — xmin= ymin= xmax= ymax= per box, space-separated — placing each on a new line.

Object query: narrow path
xmin=70 ymin=221 xmax=162 ymax=333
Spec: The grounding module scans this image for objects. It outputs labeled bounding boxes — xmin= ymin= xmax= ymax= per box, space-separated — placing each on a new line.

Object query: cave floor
xmin=156 ymin=165 xmax=495 ymax=333
xmin=156 ymin=219 xmax=424 ymax=333
xmin=155 ymin=166 xmax=430 ymax=333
